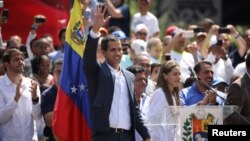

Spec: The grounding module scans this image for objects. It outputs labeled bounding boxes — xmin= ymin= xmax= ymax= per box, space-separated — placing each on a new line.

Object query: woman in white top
xmin=144 ymin=60 xmax=181 ymax=141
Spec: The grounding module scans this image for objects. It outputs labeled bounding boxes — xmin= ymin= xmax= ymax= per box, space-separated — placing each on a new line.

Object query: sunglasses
xmin=137 ymin=32 xmax=147 ymax=36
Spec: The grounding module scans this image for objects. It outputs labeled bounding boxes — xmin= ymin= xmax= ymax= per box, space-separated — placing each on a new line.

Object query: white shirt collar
xmin=3 ymin=74 xmax=25 ymax=87
xmin=106 ymin=63 xmax=121 ymax=74
xmin=3 ymin=74 xmax=14 ymax=85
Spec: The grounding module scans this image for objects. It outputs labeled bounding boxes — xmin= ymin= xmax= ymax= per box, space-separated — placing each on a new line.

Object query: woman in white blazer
xmin=144 ymin=60 xmax=181 ymax=141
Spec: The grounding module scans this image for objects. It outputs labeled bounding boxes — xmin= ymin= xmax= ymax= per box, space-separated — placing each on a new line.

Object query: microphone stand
xmin=188 ymin=67 xmax=226 ymax=102
xmin=196 ymin=77 xmax=227 ymax=103
xmin=188 ymin=67 xmax=250 ymax=124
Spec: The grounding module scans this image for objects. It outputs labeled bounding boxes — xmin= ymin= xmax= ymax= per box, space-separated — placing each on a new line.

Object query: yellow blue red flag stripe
xmin=52 ymin=0 xmax=91 ymax=140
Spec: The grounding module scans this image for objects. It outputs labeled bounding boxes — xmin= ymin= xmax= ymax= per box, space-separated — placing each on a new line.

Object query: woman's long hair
xmin=156 ymin=60 xmax=180 ymax=106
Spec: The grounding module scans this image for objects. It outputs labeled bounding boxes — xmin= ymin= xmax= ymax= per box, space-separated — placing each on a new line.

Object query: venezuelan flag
xmin=52 ymin=0 xmax=91 ymax=140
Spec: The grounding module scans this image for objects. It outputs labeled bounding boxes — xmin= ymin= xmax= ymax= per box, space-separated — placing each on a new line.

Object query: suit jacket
xmin=83 ymin=35 xmax=150 ymax=140
xmin=225 ymin=73 xmax=250 ymax=124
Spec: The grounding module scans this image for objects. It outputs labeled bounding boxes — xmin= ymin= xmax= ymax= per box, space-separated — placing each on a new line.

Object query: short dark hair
xmin=2 ymin=48 xmax=24 ymax=70
xmin=108 ymin=26 xmax=121 ymax=34
xmin=34 ymin=55 xmax=51 ymax=68
xmin=101 ymin=35 xmax=120 ymax=51
xmin=193 ymin=60 xmax=212 ymax=73
xmin=150 ymin=63 xmax=161 ymax=74
xmin=126 ymin=65 xmax=145 ymax=75
xmin=2 ymin=48 xmax=24 ymax=64
xmin=58 ymin=28 xmax=66 ymax=40
xmin=30 ymin=37 xmax=39 ymax=48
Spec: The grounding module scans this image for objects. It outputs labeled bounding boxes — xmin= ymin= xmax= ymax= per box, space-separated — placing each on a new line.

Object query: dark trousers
xmin=92 ymin=131 xmax=134 ymax=141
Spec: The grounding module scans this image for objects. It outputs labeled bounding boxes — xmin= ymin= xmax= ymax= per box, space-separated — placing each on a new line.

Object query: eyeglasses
xmin=137 ymin=32 xmax=147 ymax=36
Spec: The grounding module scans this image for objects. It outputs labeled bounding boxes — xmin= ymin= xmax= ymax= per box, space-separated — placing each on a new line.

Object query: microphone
xmin=188 ymin=67 xmax=226 ymax=102
xmin=188 ymin=67 xmax=198 ymax=80
xmin=188 ymin=68 xmax=249 ymax=124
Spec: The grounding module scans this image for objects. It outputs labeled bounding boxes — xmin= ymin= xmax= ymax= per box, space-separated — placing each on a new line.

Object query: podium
xmin=144 ymin=106 xmax=242 ymax=141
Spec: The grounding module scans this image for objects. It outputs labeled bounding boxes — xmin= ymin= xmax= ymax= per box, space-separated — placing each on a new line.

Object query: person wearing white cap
xmin=134 ymin=24 xmax=148 ymax=41
xmin=120 ymin=39 xmax=147 ymax=69
xmin=111 ymin=30 xmax=127 ymax=40
xmin=131 ymin=39 xmax=148 ymax=55
xmin=131 ymin=0 xmax=160 ymax=40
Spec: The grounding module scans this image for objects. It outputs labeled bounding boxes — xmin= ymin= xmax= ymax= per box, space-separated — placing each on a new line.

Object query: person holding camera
xmin=202 ymin=25 xmax=246 ymax=84
xmin=26 ymin=14 xmax=46 ymax=59
xmin=201 ymin=24 xmax=246 ymax=60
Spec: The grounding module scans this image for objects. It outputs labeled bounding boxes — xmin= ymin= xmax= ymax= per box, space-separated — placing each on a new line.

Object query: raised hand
xmin=226 ymin=24 xmax=238 ymax=36
xmin=92 ymin=5 xmax=111 ymax=34
xmin=29 ymin=80 xmax=38 ymax=99
xmin=208 ymin=25 xmax=220 ymax=35
xmin=14 ymin=77 xmax=23 ymax=102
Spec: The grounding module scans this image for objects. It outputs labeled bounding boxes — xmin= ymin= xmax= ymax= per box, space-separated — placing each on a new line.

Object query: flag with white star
xmin=52 ymin=0 xmax=91 ymax=141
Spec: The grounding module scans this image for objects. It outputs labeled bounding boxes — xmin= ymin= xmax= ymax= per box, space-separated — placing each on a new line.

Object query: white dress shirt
xmin=0 ymin=74 xmax=41 ymax=141
xmin=89 ymin=29 xmax=132 ymax=130
xmin=107 ymin=64 xmax=131 ymax=130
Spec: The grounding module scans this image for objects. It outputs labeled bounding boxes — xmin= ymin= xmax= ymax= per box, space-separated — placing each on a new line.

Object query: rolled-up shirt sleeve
xmin=32 ymin=86 xmax=42 ymax=120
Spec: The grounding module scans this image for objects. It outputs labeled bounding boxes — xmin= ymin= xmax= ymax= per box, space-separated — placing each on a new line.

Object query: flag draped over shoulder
xmin=52 ymin=0 xmax=91 ymax=140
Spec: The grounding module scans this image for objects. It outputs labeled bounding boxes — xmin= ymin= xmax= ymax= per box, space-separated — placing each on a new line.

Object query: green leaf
xmin=183 ymin=132 xmax=189 ymax=136
xmin=184 ymin=126 xmax=188 ymax=130
xmin=183 ymin=137 xmax=188 ymax=141
xmin=184 ymin=119 xmax=190 ymax=126
xmin=186 ymin=131 xmax=192 ymax=135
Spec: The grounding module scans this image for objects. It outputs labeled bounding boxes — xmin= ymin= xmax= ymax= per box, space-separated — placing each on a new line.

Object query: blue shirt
xmin=109 ymin=4 xmax=130 ymax=37
xmin=180 ymin=83 xmax=226 ymax=106
xmin=48 ymin=50 xmax=64 ymax=64
xmin=41 ymin=85 xmax=57 ymax=141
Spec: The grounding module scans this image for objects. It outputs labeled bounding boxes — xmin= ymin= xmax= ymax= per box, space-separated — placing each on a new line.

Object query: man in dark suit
xmin=226 ymin=52 xmax=250 ymax=124
xmin=83 ymin=6 xmax=151 ymax=141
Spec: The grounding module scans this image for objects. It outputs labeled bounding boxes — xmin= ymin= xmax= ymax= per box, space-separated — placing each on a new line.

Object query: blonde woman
xmin=144 ymin=60 xmax=181 ymax=141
